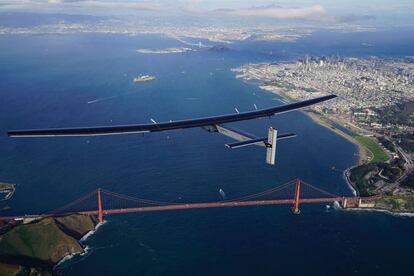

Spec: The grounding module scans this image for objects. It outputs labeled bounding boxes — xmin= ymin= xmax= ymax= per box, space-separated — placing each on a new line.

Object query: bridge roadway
xmin=0 ymin=197 xmax=351 ymax=220
xmin=80 ymin=197 xmax=347 ymax=216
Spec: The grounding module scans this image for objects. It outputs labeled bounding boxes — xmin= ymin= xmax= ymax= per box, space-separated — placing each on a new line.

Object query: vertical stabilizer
xmin=266 ymin=127 xmax=277 ymax=165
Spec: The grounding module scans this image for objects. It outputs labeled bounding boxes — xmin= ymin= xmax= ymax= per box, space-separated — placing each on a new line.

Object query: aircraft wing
xmin=8 ymin=95 xmax=336 ymax=137
xmin=7 ymin=95 xmax=336 ymax=165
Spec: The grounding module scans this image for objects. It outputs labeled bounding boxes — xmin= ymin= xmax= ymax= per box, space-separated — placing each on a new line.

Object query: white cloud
xmin=217 ymin=5 xmax=331 ymax=21
xmin=70 ymin=1 xmax=162 ymax=11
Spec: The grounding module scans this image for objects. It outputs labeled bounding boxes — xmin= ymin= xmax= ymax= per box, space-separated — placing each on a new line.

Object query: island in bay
xmin=136 ymin=47 xmax=193 ymax=54
xmin=233 ymin=56 xmax=414 ymax=213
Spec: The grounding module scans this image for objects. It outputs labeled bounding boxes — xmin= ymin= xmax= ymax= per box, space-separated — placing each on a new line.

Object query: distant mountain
xmin=0 ymin=12 xmax=106 ymax=28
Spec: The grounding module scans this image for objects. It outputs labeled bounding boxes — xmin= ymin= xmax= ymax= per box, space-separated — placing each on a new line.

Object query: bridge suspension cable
xmin=101 ymin=189 xmax=176 ymax=206
xmin=46 ymin=178 xmax=342 ymax=217
xmin=0 ymin=178 xmax=348 ymax=221
xmin=47 ymin=190 xmax=98 ymax=215
xmin=225 ymin=179 xmax=297 ymax=202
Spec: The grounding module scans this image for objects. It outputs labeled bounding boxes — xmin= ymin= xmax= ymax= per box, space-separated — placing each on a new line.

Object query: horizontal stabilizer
xmin=275 ymin=133 xmax=297 ymax=140
xmin=226 ymin=133 xmax=296 ymax=149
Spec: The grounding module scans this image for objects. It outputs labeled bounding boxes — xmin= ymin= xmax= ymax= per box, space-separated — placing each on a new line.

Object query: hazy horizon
xmin=1 ymin=0 xmax=414 ymax=28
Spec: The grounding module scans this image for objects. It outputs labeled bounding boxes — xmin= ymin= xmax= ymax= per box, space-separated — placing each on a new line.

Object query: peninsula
xmin=0 ymin=214 xmax=98 ymax=275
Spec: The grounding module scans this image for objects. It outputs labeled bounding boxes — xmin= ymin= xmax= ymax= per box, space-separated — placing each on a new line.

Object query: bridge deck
xmin=0 ymin=197 xmax=347 ymax=220
xmin=85 ymin=197 xmax=345 ymax=215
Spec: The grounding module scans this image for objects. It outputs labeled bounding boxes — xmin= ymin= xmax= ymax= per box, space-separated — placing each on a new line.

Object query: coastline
xmin=0 ymin=214 xmax=99 ymax=273
xmin=341 ymin=206 xmax=414 ymax=217
xmin=54 ymin=246 xmax=91 ymax=269
xmin=334 ymin=201 xmax=414 ymax=217
xmin=54 ymin=218 xmax=104 ymax=270
xmin=54 ymin=219 xmax=105 ymax=270
xmin=342 ymin=167 xmax=358 ymax=196
xmin=302 ymin=111 xmax=366 ymax=197
xmin=80 ymin=220 xmax=105 ymax=243
xmin=304 ymin=111 xmax=370 ymax=165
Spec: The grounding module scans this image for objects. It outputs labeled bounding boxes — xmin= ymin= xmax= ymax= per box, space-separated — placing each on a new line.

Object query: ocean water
xmin=0 ymin=29 xmax=413 ymax=275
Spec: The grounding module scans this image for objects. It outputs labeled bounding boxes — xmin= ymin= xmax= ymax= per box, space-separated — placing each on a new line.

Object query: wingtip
xmin=319 ymin=94 xmax=337 ymax=101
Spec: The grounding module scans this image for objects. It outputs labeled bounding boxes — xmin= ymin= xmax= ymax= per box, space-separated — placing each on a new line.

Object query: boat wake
xmin=333 ymin=201 xmax=341 ymax=209
xmin=139 ymin=242 xmax=158 ymax=262
xmin=219 ymin=189 xmax=227 ymax=200
xmin=87 ymin=96 xmax=119 ymax=104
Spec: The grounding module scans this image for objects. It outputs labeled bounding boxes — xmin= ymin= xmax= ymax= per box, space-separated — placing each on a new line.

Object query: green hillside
xmin=354 ymin=136 xmax=389 ymax=163
xmin=0 ymin=214 xmax=96 ymax=270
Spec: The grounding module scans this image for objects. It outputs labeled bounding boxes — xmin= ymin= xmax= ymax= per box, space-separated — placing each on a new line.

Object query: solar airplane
xmin=8 ymin=95 xmax=336 ymax=165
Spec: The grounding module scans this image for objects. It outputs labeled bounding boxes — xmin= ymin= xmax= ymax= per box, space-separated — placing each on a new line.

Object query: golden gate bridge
xmin=0 ymin=179 xmax=368 ymax=223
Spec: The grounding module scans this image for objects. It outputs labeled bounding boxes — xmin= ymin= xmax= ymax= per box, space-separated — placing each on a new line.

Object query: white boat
xmin=133 ymin=75 xmax=156 ymax=83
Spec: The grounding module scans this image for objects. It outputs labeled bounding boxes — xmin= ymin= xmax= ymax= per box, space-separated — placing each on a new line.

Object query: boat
xmin=133 ymin=75 xmax=156 ymax=83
